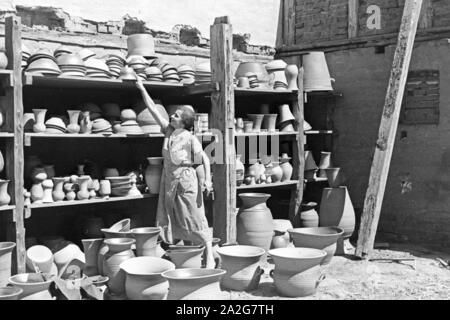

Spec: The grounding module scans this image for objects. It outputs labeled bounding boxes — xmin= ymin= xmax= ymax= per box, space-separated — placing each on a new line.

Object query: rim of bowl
xmin=161 ymin=268 xmax=226 ymax=280
xmin=268 ymin=247 xmax=327 ymax=260
xmin=130 ymin=227 xmax=161 ymax=234
xmin=288 ymin=227 xmax=344 ymax=237
xmin=0 ymin=286 xmax=23 ymax=297
xmin=104 ymin=238 xmax=135 ymax=246
xmin=120 ymin=257 xmax=175 ymax=276
xmin=0 ymin=242 xmax=16 ymax=250
xmin=216 ymin=245 xmax=266 ymax=258
xmin=9 ymin=273 xmax=54 ymax=286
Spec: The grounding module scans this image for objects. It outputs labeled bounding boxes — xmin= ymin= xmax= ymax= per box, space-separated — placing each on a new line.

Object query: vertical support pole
xmin=348 ymin=0 xmax=359 ymax=38
xmin=210 ymin=16 xmax=236 ymax=244
xmin=356 ymin=0 xmax=423 ymax=259
xmin=5 ymin=16 xmax=25 ymax=273
xmin=284 ymin=0 xmax=296 ymax=46
xmin=289 ymin=66 xmax=305 ymax=224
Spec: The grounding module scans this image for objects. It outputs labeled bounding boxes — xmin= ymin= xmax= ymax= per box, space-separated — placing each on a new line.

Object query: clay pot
xmin=324 ymin=168 xmax=343 ymax=188
xmin=243 ymin=121 xmax=253 ymax=133
xmin=0 ymin=51 xmax=8 ymax=70
xmin=53 ymin=242 xmax=85 ymax=271
xmin=131 ymin=227 xmax=161 ymax=257
xmin=237 ymin=77 xmax=250 ymax=88
xmin=273 ymin=219 xmax=293 ymax=244
xmin=237 ymin=193 xmax=274 ymax=252
xmin=67 ymin=110 xmax=81 ymax=133
xmin=26 ymin=245 xmax=53 ymax=274
xmin=301 ymin=51 xmax=334 ymax=92
xmin=8 ymin=273 xmax=53 ymax=300
xmin=269 ymin=248 xmax=326 ymax=297
xmin=82 ymin=239 xmax=103 ymax=277
xmin=277 ymin=104 xmax=295 ymax=124
xmin=235 ymin=62 xmax=269 ymax=85
xmin=285 ymin=65 xmax=299 ymax=91
xmin=162 ymin=268 xmax=226 ymax=300
xmin=41 ymin=179 xmax=54 ymax=203
xmin=32 ymin=109 xmax=47 ymax=133
xmin=166 ymin=247 xmax=205 ymax=269
xmin=247 ymin=114 xmax=264 ymax=132
xmin=103 ymin=238 xmax=135 ymax=295
xmin=279 ymin=154 xmax=293 ymax=182
xmin=288 ymin=227 xmax=344 ymax=265
xmin=236 ymin=155 xmax=245 ymax=187
xmin=145 ymin=157 xmax=163 ymax=194
xmin=0 ymin=242 xmax=15 ymax=287
xmin=0 ymin=180 xmax=11 ymax=206
xmin=271 ymin=231 xmax=289 ymax=249
xmin=31 ymin=182 xmax=44 ymax=204
xmin=99 ymin=180 xmax=111 ymax=198
xmin=318 ymin=151 xmax=333 ymax=178
xmin=299 ymin=202 xmax=319 ymax=228
xmin=120 ymin=257 xmax=175 ymax=300
xmin=127 ymin=34 xmax=155 ymax=58
xmin=266 ymin=162 xmax=283 ymax=183
xmin=79 ymin=111 xmax=92 ymax=134
xmin=262 ymin=114 xmax=278 ymax=132
xmin=217 ymin=245 xmax=265 ymax=291
xmin=77 ymin=176 xmax=90 ymax=200
xmin=319 ymin=187 xmax=356 ymax=240
xmin=52 ymin=178 xmax=65 ymax=202
xmin=0 ymin=287 xmax=23 ymax=300
xmin=305 ymin=151 xmax=318 ymax=171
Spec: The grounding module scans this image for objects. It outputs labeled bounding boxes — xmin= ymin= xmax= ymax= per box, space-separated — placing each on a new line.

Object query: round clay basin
xmin=109 ymin=218 xmax=131 ymax=232
xmin=104 ymin=238 xmax=135 ymax=252
xmin=8 ymin=273 xmax=53 ymax=299
xmin=216 ymin=245 xmax=265 ymax=258
xmin=101 ymin=228 xmax=133 ymax=239
xmin=0 ymin=287 xmax=23 ymax=300
xmin=268 ymin=248 xmax=326 ymax=273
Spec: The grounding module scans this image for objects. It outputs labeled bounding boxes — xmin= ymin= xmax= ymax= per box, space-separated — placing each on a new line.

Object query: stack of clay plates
xmin=246 ymin=72 xmax=260 ymax=89
xmin=161 ymin=64 xmax=180 ymax=83
xmin=85 ymin=58 xmax=111 ymax=79
xmin=106 ymin=176 xmax=133 ymax=197
xmin=106 ymin=54 xmax=126 ymax=78
xmin=127 ymin=56 xmax=148 ymax=81
xmin=56 ymin=54 xmax=86 ymax=77
xmin=54 ymin=46 xmax=72 ymax=59
xmin=145 ymin=66 xmax=163 ymax=82
xmin=195 ymin=62 xmax=211 ymax=84
xmin=22 ymin=44 xmax=31 ymax=70
xmin=26 ymin=49 xmax=61 ymax=76
xmin=45 ymin=117 xmax=67 ymax=134
xmin=118 ymin=120 xmax=144 ymax=136
xmin=92 ymin=118 xmax=113 ymax=135
xmin=78 ymin=48 xmax=96 ymax=61
xmin=177 ymin=65 xmax=195 ymax=84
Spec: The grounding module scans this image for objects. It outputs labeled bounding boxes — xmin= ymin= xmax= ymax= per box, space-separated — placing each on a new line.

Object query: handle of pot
xmin=330 ymin=78 xmax=336 ymax=83
xmin=316 ymin=274 xmax=326 ymax=288
xmin=258 ymin=267 xmax=265 ymax=276
xmin=269 ymin=270 xmax=274 ymax=278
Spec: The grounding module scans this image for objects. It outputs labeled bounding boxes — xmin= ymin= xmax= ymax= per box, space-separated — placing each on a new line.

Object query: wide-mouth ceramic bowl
xmin=109 ymin=218 xmax=131 ymax=232
xmin=0 ymin=287 xmax=23 ymax=300
xmin=56 ymin=53 xmax=84 ymax=67
xmin=162 ymin=268 xmax=226 ymax=280
xmin=216 ymin=245 xmax=265 ymax=258
xmin=85 ymin=58 xmax=109 ymax=72
xmin=147 ymin=157 xmax=164 ymax=166
xmin=121 ymin=257 xmax=174 ymax=276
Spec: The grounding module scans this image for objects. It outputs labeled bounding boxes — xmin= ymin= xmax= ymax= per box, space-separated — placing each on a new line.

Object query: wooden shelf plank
xmin=306 ymin=90 xmax=343 ymax=97
xmin=234 ymin=87 xmax=298 ymax=97
xmin=0 ymin=205 xmax=16 ymax=212
xmin=0 ymin=132 xmax=14 ymax=138
xmin=237 ymin=180 xmax=299 ymax=190
xmin=304 ymin=178 xmax=329 ymax=183
xmin=28 ymin=194 xmax=157 ymax=209
xmin=25 ymin=132 xmax=215 ymax=140
xmin=235 ymin=131 xmax=299 ymax=137
xmin=305 ymin=130 xmax=333 ymax=135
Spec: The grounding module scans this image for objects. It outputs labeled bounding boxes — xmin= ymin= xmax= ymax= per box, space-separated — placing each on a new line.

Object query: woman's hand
xmin=203 ymin=179 xmax=213 ymax=197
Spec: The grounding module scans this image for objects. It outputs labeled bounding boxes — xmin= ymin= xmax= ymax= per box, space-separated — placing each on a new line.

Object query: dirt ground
xmin=220 ymin=243 xmax=450 ymax=300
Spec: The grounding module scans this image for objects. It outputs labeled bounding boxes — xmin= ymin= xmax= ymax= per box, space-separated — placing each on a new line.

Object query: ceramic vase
xmin=32 ymin=109 xmax=47 ymax=133
xmin=271 ymin=230 xmax=289 ymax=249
xmin=318 ymin=152 xmax=333 ymax=178
xmin=236 ymin=155 xmax=245 ymax=187
xmin=279 ymin=155 xmax=293 ymax=182
xmin=145 ymin=158 xmax=163 ymax=194
xmin=103 ymin=238 xmax=135 ymax=295
xmin=268 ymin=162 xmax=283 ymax=183
xmin=120 ymin=257 xmax=175 ymax=300
xmin=30 ymin=183 xmax=44 ymax=204
xmin=262 ymin=114 xmax=278 ymax=132
xmin=162 ymin=269 xmax=226 ymax=300
xmin=8 ymin=273 xmax=53 ymax=300
xmin=0 ymin=242 xmax=16 ymax=287
xmin=269 ymin=248 xmax=326 ymax=297
xmin=0 ymin=180 xmax=11 ymax=206
xmin=166 ymin=247 xmax=205 ymax=269
xmin=0 ymin=150 xmax=4 ymax=173
xmin=237 ymin=193 xmax=274 ymax=252
xmin=299 ymin=202 xmax=319 ymax=228
xmin=82 ymin=238 xmax=103 ymax=277
xmin=247 ymin=114 xmax=264 ymax=132
xmin=67 ymin=110 xmax=81 ymax=134
xmin=77 ymin=176 xmax=90 ymax=200
xmin=131 ymin=227 xmax=161 ymax=257
xmin=41 ymin=179 xmax=54 ymax=203
xmin=80 ymin=111 xmax=92 ymax=134
xmin=51 ymin=178 xmax=65 ymax=202
xmin=99 ymin=180 xmax=111 ymax=199
xmin=285 ymin=65 xmax=299 ymax=91
xmin=217 ymin=245 xmax=265 ymax=292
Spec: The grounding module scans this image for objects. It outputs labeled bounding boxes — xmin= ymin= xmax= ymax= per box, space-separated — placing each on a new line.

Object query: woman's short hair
xmin=178 ymin=105 xmax=196 ymax=131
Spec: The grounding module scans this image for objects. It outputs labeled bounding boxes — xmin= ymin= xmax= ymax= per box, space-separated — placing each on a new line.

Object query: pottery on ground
xmin=120 ymin=257 xmax=175 ymax=300
xmin=0 ymin=287 xmax=23 ymax=300
xmin=217 ymin=245 xmax=265 ymax=292
xmin=288 ymin=227 xmax=344 ymax=265
xmin=8 ymin=273 xmax=53 ymax=300
xmin=0 ymin=242 xmax=16 ymax=287
xmin=162 ymin=268 xmax=227 ymax=300
xmin=26 ymin=245 xmax=54 ymax=274
xmin=269 ymin=248 xmax=326 ymax=297
xmin=131 ymin=227 xmax=161 ymax=257
xmin=82 ymin=239 xmax=103 ymax=277
xmin=299 ymin=202 xmax=319 ymax=228
xmin=166 ymin=247 xmax=205 ymax=269
xmin=237 ymin=193 xmax=274 ymax=252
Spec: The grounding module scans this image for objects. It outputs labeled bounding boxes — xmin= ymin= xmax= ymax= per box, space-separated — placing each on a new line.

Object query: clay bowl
xmin=106 ymin=176 xmax=132 ymax=183
xmin=85 ymin=58 xmax=109 ymax=72
xmin=265 ymin=59 xmax=287 ymax=72
xmin=147 ymin=157 xmax=164 ymax=166
xmin=92 ymin=118 xmax=112 ymax=132
xmin=27 ymin=58 xmax=60 ymax=72
xmin=56 ymin=53 xmax=84 ymax=67
xmin=0 ymin=287 xmax=23 ymax=300
xmin=196 ymin=62 xmax=211 ymax=73
xmin=268 ymin=247 xmax=327 ymax=273
xmin=166 ymin=247 xmax=205 ymax=269
xmin=101 ymin=228 xmax=133 ymax=239
xmin=109 ymin=218 xmax=131 ymax=232
xmin=287 ymin=227 xmax=344 ymax=265
xmin=121 ymin=109 xmax=137 ymax=121
xmin=78 ymin=48 xmax=96 ymax=61
xmin=110 ymin=181 xmax=132 ymax=189
xmin=8 ymin=273 xmax=54 ymax=299
xmin=235 ymin=62 xmax=269 ymax=83
xmin=178 ymin=64 xmax=195 ymax=73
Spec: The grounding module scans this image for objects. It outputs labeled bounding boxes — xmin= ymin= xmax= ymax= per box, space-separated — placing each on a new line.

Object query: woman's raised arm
xmin=135 ymin=77 xmax=170 ymax=131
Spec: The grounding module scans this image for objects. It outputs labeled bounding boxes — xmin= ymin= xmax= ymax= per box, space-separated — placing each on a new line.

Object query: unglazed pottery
xmin=8 ymin=273 xmax=53 ymax=300
xmin=103 ymin=238 xmax=135 ymax=295
xmin=131 ymin=227 xmax=161 ymax=257
xmin=82 ymin=238 xmax=103 ymax=277
xmin=0 ymin=287 xmax=23 ymax=300
xmin=52 ymin=178 xmax=65 ymax=202
xmin=32 ymin=109 xmax=47 ymax=133
xmin=0 ymin=180 xmax=11 ymax=206
xmin=145 ymin=157 xmax=163 ymax=194
xmin=66 ymin=110 xmax=81 ymax=133
xmin=0 ymin=242 xmax=15 ymax=287
xmin=299 ymin=202 xmax=319 ymax=228
xmin=166 ymin=247 xmax=205 ymax=269
xmin=285 ymin=64 xmax=299 ymax=91
xmin=301 ymin=51 xmax=334 ymax=92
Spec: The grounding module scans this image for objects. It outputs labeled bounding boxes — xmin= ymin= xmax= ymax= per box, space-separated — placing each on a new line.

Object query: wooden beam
xmin=5 ymin=16 xmax=26 ymax=273
xmin=289 ymin=66 xmax=305 ymax=224
xmin=275 ymin=0 xmax=285 ymax=48
xmin=418 ymin=0 xmax=433 ymax=29
xmin=284 ymin=0 xmax=296 ymax=46
xmin=348 ymin=0 xmax=359 ymax=38
xmin=210 ymin=17 xmax=237 ymax=244
xmin=356 ymin=0 xmax=423 ymax=259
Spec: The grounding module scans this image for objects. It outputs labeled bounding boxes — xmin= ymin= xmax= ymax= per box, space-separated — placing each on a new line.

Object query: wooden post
xmin=5 ymin=16 xmax=26 ymax=273
xmin=289 ymin=66 xmax=305 ymax=223
xmin=348 ymin=0 xmax=359 ymax=38
xmin=210 ymin=16 xmax=237 ymax=244
xmin=276 ymin=0 xmax=296 ymax=48
xmin=356 ymin=0 xmax=423 ymax=259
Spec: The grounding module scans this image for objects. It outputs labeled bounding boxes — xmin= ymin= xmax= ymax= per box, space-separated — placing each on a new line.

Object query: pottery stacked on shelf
xmin=235 ymin=62 xmax=270 ymax=89
xmin=318 ymin=151 xmax=333 ymax=178
xmin=56 ymin=53 xmax=86 ymax=77
xmin=127 ymin=56 xmax=148 ymax=80
xmin=26 ymin=49 xmax=61 ymax=76
xmin=160 ymin=62 xmax=180 ymax=83
xmin=304 ymin=151 xmax=319 ymax=180
xmin=85 ymin=58 xmax=111 ymax=79
xmin=118 ymin=109 xmax=144 ymax=135
xmin=262 ymin=114 xmax=278 ymax=132
xmin=265 ymin=59 xmax=288 ymax=90
xmin=45 ymin=117 xmax=67 ymax=134
xmin=279 ymin=153 xmax=293 ymax=182
xmin=106 ymin=54 xmax=126 ymax=78
xmin=145 ymin=66 xmax=163 ymax=82
xmin=195 ymin=62 xmax=211 ymax=84
xmin=301 ymin=51 xmax=334 ymax=92
xmin=127 ymin=34 xmax=156 ymax=58
xmin=177 ymin=64 xmax=195 ymax=84
xmin=247 ymin=114 xmax=264 ymax=133
xmin=0 ymin=179 xmax=11 ymax=207
xmin=21 ymin=44 xmax=31 ymax=70
xmin=277 ymin=104 xmax=296 ymax=132
xmin=134 ymin=99 xmax=169 ymax=134
xmin=106 ymin=176 xmax=133 ymax=197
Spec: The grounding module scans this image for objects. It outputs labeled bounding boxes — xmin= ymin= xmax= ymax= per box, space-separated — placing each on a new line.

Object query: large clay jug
xmin=319 ymin=187 xmax=356 ymax=240
xmin=103 ymin=238 xmax=135 ymax=295
xmin=145 ymin=157 xmax=163 ymax=194
xmin=237 ymin=193 xmax=274 ymax=252
xmin=0 ymin=242 xmax=15 ymax=287
xmin=162 ymin=268 xmax=226 ymax=300
xmin=217 ymin=245 xmax=265 ymax=291
xmin=301 ymin=51 xmax=334 ymax=92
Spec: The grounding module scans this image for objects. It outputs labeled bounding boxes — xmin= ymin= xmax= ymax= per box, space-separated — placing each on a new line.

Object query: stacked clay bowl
xmin=160 ymin=64 xmax=180 ymax=83
xmin=54 ymin=46 xmax=72 ymax=59
xmin=106 ymin=176 xmax=133 ymax=197
xmin=85 ymin=58 xmax=110 ymax=79
xmin=56 ymin=54 xmax=86 ymax=77
xmin=45 ymin=117 xmax=67 ymax=134
xmin=107 ymin=54 xmax=126 ymax=78
xmin=195 ymin=62 xmax=211 ymax=84
xmin=118 ymin=66 xmax=137 ymax=81
xmin=119 ymin=109 xmax=144 ymax=135
xmin=145 ymin=66 xmax=163 ymax=82
xmin=26 ymin=49 xmax=61 ymax=76
xmin=78 ymin=48 xmax=96 ymax=61
xmin=128 ymin=56 xmax=148 ymax=81
xmin=235 ymin=62 xmax=269 ymax=87
xmin=92 ymin=118 xmax=113 ymax=135
xmin=127 ymin=34 xmax=156 ymax=58
xmin=178 ymin=65 xmax=195 ymax=84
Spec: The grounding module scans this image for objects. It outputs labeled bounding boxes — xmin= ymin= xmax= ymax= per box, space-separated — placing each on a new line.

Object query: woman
xmin=135 ymin=77 xmax=215 ymax=269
